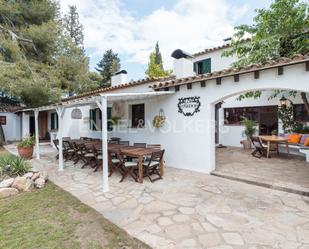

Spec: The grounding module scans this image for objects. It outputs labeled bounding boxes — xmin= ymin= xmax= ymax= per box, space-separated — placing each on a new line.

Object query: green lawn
xmin=0 ymin=147 xmax=150 ymax=249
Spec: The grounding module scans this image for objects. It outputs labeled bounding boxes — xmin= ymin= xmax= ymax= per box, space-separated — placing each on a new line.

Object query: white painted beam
xmin=34 ymin=110 xmax=40 ymax=159
xmin=98 ymin=96 xmax=109 ymax=192
xmin=56 ymin=106 xmax=65 ymax=171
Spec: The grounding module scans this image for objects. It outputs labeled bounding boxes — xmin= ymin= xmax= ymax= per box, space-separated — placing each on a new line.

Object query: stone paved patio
xmin=215 ymin=147 xmax=309 ymax=195
xmin=5 ymin=144 xmax=309 ymax=249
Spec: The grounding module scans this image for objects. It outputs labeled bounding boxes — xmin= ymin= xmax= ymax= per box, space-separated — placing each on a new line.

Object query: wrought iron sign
xmin=177 ymin=96 xmax=201 ymax=116
xmin=71 ymin=108 xmax=82 ymax=119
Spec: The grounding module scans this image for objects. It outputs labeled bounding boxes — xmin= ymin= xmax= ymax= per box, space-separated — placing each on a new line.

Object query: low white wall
xmin=0 ymin=112 xmax=21 ymax=142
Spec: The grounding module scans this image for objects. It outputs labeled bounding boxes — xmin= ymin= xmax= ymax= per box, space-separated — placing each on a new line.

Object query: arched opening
xmin=211 ymin=87 xmax=309 ymax=194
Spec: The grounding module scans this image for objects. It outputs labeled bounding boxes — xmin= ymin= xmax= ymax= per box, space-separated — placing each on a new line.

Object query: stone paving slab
xmin=216 ymin=147 xmax=309 ymax=195
xmin=4 ymin=144 xmax=309 ymax=249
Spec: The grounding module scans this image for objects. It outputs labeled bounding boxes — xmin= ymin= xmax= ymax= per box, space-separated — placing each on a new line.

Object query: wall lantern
xmin=279 ymin=95 xmax=288 ymax=108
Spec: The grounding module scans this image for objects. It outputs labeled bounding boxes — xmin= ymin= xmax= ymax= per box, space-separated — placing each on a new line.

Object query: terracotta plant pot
xmin=240 ymin=139 xmax=252 ymax=150
xmin=18 ymin=146 xmax=34 ymax=160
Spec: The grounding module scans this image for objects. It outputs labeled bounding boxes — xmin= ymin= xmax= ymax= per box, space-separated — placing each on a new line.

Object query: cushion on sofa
xmin=304 ymin=137 xmax=309 ymax=147
xmin=300 ymin=134 xmax=309 ymax=144
xmin=288 ymin=134 xmax=302 ymax=144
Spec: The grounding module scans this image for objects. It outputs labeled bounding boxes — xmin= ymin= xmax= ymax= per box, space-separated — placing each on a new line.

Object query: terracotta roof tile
xmin=193 ymin=38 xmax=251 ymax=57
xmin=62 ymin=75 xmax=175 ymax=102
xmin=152 ymin=53 xmax=309 ymax=90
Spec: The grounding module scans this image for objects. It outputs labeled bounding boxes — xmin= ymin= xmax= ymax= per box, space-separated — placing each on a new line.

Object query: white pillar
xmin=34 ymin=110 xmax=40 ymax=159
xmin=56 ymin=107 xmax=65 ymax=171
xmin=97 ymin=96 xmax=109 ymax=192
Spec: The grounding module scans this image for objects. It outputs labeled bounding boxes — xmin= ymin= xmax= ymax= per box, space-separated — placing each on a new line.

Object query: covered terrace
xmin=29 ymin=91 xmax=174 ymax=192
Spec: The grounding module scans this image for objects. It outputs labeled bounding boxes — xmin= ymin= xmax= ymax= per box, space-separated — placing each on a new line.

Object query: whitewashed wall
xmin=0 ymin=112 xmax=21 ymax=142
xmin=193 ymin=48 xmax=237 ymax=72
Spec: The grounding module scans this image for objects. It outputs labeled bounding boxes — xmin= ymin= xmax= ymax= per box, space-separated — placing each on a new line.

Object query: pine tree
xmin=63 ymin=5 xmax=84 ymax=48
xmin=95 ymin=49 xmax=121 ymax=87
xmin=145 ymin=42 xmax=171 ymax=78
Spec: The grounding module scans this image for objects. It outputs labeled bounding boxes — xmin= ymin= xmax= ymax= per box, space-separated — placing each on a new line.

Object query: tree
xmin=63 ymin=5 xmax=84 ymax=48
xmin=0 ymin=0 xmax=98 ymax=107
xmin=223 ymin=0 xmax=309 ymax=115
xmin=145 ymin=42 xmax=171 ymax=78
xmin=96 ymin=49 xmax=120 ymax=87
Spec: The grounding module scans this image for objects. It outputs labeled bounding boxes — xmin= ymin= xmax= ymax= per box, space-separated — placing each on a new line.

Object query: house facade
xmin=4 ymin=42 xmax=309 ymax=173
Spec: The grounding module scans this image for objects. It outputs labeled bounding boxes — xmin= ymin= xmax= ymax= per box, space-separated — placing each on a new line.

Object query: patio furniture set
xmin=53 ymin=137 xmax=165 ymax=183
xmin=250 ymin=134 xmax=309 ymax=161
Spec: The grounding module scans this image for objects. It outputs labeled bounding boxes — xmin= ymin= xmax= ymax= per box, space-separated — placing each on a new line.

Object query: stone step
xmin=211 ymin=170 xmax=309 ymax=197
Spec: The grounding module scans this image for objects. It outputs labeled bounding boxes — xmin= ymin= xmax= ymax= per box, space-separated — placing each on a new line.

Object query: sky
xmin=59 ymin=0 xmax=272 ymax=81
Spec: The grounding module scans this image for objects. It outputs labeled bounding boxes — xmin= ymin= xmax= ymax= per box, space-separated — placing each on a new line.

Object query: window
xmin=50 ymin=113 xmax=58 ymax=130
xmin=224 ymin=107 xmax=260 ymax=125
xmin=89 ymin=108 xmax=113 ymax=131
xmin=194 ymin=58 xmax=211 ymax=75
xmin=89 ymin=109 xmax=97 ymax=130
xmin=131 ymin=104 xmax=145 ymax=128
xmin=0 ymin=116 xmax=6 ymax=125
xmin=294 ymin=104 xmax=309 ymax=122
xmin=107 ymin=107 xmax=113 ymax=131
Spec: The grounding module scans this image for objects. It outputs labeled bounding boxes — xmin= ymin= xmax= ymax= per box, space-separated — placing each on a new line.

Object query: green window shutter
xmin=56 ymin=114 xmax=59 ymax=129
xmin=89 ymin=109 xmax=94 ymax=130
xmin=93 ymin=109 xmax=97 ymax=130
xmin=51 ymin=113 xmax=55 ymax=130
xmin=202 ymin=58 xmax=211 ymax=74
xmin=193 ymin=62 xmax=197 ymax=73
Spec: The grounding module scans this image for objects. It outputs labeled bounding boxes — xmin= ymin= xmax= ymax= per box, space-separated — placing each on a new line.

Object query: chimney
xmin=171 ymin=49 xmax=194 ymax=78
xmin=111 ymin=70 xmax=128 ymax=87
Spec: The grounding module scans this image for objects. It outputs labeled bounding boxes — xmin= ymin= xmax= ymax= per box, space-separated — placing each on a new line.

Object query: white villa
xmin=1 ymin=41 xmax=309 ymax=183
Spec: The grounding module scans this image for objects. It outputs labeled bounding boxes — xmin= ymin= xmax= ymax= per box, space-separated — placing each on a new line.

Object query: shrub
xmin=17 ymin=135 xmax=35 ymax=149
xmin=0 ymin=154 xmax=31 ymax=176
xmin=11 ymin=157 xmax=31 ymax=175
xmin=241 ymin=117 xmax=257 ymax=139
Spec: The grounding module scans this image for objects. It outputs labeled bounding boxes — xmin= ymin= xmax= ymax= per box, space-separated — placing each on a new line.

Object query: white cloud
xmin=59 ymin=0 xmax=248 ymax=70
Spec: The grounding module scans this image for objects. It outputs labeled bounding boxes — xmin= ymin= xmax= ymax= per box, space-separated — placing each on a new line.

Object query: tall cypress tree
xmin=154 ymin=42 xmax=163 ymax=69
xmin=145 ymin=42 xmax=171 ymax=78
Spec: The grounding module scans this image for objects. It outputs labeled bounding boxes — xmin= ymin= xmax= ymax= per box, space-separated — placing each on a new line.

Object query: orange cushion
xmin=304 ymin=137 xmax=309 ymax=147
xmin=288 ymin=134 xmax=302 ymax=144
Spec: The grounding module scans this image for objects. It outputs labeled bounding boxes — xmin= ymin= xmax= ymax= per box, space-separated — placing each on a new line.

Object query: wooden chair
xmin=134 ymin=143 xmax=147 ymax=148
xmin=107 ymin=150 xmax=121 ymax=176
xmin=119 ymin=141 xmax=130 ymax=146
xmin=142 ymin=150 xmax=165 ymax=182
xmin=53 ymin=139 xmax=59 ymax=159
xmin=147 ymin=144 xmax=161 ymax=150
xmin=114 ymin=149 xmax=138 ymax=182
xmin=81 ymin=144 xmax=96 ymax=169
xmin=63 ymin=140 xmax=75 ymax=161
xmin=92 ymin=145 xmax=103 ymax=172
xmin=109 ymin=140 xmax=119 ymax=144
xmin=250 ymin=136 xmax=267 ymax=158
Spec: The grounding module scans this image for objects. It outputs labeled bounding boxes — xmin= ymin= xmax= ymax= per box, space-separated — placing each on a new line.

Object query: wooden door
xmin=39 ymin=111 xmax=48 ymax=140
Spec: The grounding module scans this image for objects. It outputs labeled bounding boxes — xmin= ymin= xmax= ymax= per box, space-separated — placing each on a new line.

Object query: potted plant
xmin=17 ymin=135 xmax=35 ymax=159
xmin=241 ymin=117 xmax=257 ymax=149
xmin=271 ymin=130 xmax=278 ymax=137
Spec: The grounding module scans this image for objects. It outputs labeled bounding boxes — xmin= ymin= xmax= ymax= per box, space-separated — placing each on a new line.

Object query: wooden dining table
xmin=91 ymin=143 xmax=164 ymax=183
xmin=259 ymin=135 xmax=289 ymax=158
